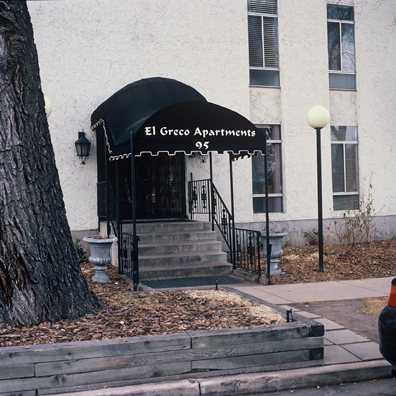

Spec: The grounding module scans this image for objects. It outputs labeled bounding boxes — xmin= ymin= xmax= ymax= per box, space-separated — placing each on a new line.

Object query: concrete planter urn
xmin=260 ymin=232 xmax=288 ymax=275
xmin=83 ymin=235 xmax=118 ymax=283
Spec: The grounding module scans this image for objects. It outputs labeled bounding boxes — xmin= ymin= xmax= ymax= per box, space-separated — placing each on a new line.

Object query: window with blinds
xmin=331 ymin=126 xmax=359 ymax=210
xmin=327 ymin=4 xmax=356 ymax=90
xmin=248 ymin=0 xmax=280 ymax=87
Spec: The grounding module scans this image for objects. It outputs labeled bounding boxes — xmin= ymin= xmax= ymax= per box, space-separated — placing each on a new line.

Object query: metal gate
xmin=135 ymin=153 xmax=186 ymax=219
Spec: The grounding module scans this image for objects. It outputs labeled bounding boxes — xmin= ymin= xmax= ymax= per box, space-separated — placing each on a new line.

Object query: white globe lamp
xmin=306 ymin=105 xmax=330 ymax=129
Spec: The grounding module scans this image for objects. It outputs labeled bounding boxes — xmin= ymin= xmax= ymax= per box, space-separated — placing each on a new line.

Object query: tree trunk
xmin=0 ymin=1 xmax=100 ymax=327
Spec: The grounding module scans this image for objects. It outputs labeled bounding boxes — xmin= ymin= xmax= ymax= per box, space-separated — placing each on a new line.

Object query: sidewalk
xmin=230 ymin=276 xmax=391 ymax=366
xmin=52 ymin=276 xmax=394 ymax=396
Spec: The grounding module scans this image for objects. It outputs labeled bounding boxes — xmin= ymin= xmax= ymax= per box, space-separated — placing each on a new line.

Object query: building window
xmin=252 ymin=125 xmax=283 ymax=212
xmin=248 ymin=0 xmax=280 ymax=87
xmin=327 ymin=4 xmax=356 ymax=90
xmin=331 ymin=126 xmax=359 ymax=210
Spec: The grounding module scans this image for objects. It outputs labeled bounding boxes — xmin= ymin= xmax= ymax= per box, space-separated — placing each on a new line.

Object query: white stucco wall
xmin=28 ymin=0 xmax=250 ymax=231
xmin=248 ymin=0 xmax=396 ymax=232
xmin=354 ymin=0 xmax=396 ymax=217
xmin=27 ymin=0 xmax=396 ymax=240
xmin=249 ymin=1 xmax=331 ymax=224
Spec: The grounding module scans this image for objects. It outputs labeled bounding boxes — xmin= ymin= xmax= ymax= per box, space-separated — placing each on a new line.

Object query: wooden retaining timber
xmin=0 ymin=319 xmax=323 ymax=395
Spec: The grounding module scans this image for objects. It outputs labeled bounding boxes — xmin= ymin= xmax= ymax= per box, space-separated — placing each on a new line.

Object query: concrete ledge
xmin=50 ymin=379 xmax=201 ymax=396
xmin=43 ymin=360 xmax=392 ymax=396
xmin=198 ymin=360 xmax=393 ymax=396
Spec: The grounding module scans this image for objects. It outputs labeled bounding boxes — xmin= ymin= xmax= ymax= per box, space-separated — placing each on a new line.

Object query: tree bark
xmin=0 ymin=1 xmax=100 ymax=327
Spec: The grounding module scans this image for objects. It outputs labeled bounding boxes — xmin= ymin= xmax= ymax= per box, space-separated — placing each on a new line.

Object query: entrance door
xmin=97 ymin=126 xmax=186 ymax=221
xmin=134 ymin=153 xmax=186 ymax=219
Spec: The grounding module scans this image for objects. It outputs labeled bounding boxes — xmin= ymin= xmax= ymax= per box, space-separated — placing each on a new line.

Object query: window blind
xmin=248 ymin=0 xmax=277 ymax=15
xmin=263 ymin=17 xmax=279 ymax=68
xmin=248 ymin=15 xmax=263 ymax=67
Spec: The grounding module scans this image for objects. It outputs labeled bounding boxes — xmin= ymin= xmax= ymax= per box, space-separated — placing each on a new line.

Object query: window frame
xmin=330 ymin=125 xmax=360 ymax=210
xmin=248 ymin=1 xmax=280 ymax=88
xmin=252 ymin=124 xmax=284 ymax=213
xmin=327 ymin=4 xmax=356 ymax=90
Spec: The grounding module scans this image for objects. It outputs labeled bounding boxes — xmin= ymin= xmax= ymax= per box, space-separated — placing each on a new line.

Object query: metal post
xmin=115 ymin=160 xmax=121 ymax=273
xmin=316 ymin=128 xmax=324 ymax=272
xmin=264 ymin=129 xmax=271 ymax=285
xmin=257 ymin=232 xmax=261 ymax=278
xmin=229 ymin=153 xmax=236 ymax=268
xmin=130 ymin=132 xmax=139 ymax=290
xmin=209 ymin=152 xmax=215 ymax=231
xmin=104 ymin=132 xmax=110 ymax=238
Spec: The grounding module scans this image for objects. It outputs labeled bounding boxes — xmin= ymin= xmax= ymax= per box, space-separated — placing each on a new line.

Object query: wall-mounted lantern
xmin=75 ymin=130 xmax=91 ymax=165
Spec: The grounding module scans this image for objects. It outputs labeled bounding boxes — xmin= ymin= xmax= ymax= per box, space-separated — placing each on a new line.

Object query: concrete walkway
xmin=231 ymin=276 xmax=391 ymax=367
xmin=52 ymin=277 xmax=395 ymax=396
xmin=230 ymin=276 xmax=391 ymax=304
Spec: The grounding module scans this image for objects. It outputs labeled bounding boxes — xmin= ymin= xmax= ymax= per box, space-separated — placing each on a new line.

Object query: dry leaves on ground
xmin=272 ymin=238 xmax=396 ymax=284
xmin=358 ymin=297 xmax=388 ymax=317
xmin=1 ymin=238 xmax=394 ymax=347
xmin=0 ymin=263 xmax=285 ymax=348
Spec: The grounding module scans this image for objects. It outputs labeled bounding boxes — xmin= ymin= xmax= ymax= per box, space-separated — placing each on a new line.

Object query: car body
xmin=378 ymin=278 xmax=396 ymax=377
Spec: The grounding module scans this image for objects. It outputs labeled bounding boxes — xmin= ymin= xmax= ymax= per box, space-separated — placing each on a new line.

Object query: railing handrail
xmin=97 ymin=181 xmax=139 ymax=289
xmin=234 ymin=227 xmax=262 ymax=277
xmin=188 ymin=178 xmax=234 ymax=261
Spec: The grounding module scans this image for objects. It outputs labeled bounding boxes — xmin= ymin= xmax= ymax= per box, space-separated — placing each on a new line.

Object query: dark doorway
xmin=135 ymin=153 xmax=186 ymax=219
xmin=99 ymin=150 xmax=186 ymax=221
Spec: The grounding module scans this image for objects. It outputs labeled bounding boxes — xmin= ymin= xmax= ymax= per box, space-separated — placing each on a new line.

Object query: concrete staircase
xmin=131 ymin=221 xmax=233 ymax=281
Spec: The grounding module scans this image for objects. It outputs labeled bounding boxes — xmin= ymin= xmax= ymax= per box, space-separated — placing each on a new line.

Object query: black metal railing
xmin=188 ymin=179 xmax=233 ymax=254
xmin=235 ymin=228 xmax=262 ymax=277
xmin=120 ymin=232 xmax=139 ymax=286
xmin=97 ymin=181 xmax=119 ymax=238
xmin=188 ymin=179 xmax=266 ymax=276
xmin=97 ymin=181 xmax=139 ymax=289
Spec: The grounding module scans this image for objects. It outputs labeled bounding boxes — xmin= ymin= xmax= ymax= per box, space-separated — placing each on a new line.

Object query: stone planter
xmin=83 ymin=235 xmax=118 ymax=283
xmin=260 ymin=232 xmax=288 ymax=275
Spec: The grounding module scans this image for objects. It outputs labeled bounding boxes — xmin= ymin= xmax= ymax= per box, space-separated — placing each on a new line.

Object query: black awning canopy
xmin=91 ymin=77 xmax=264 ymax=159
xmin=93 ymin=78 xmax=273 ymax=287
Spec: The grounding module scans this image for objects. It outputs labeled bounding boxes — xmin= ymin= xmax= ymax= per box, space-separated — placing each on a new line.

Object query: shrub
xmin=73 ymin=239 xmax=87 ymax=263
xmin=304 ymin=229 xmax=319 ymax=246
xmin=327 ymin=176 xmax=383 ymax=248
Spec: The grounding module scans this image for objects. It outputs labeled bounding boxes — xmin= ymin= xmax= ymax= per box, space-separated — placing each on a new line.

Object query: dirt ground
xmin=0 ymin=263 xmax=285 ymax=347
xmin=0 ymin=238 xmax=394 ymax=347
xmin=272 ymin=238 xmax=395 ymax=284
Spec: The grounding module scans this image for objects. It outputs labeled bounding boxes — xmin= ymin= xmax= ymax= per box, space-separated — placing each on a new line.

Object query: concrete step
xmin=137 ymin=230 xmax=218 ymax=244
xmin=139 ymin=251 xmax=227 ymax=268
xmin=128 ymin=221 xmax=212 ymax=235
xmin=138 ymin=240 xmax=223 ymax=255
xmin=105 ymin=220 xmax=231 ymax=281
xmin=139 ymin=262 xmax=233 ymax=281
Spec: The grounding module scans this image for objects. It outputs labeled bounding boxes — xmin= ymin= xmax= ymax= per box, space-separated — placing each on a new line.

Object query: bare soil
xmin=0 ymin=264 xmax=284 ymax=347
xmin=0 ymin=238 xmax=394 ymax=348
xmin=273 ymin=238 xmax=396 ymax=284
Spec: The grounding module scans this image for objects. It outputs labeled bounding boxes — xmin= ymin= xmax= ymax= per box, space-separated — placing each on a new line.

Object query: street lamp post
xmin=306 ymin=105 xmax=330 ymax=273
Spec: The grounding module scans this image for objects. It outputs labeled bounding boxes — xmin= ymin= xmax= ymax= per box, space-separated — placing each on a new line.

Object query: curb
xmin=51 ymin=360 xmax=392 ymax=396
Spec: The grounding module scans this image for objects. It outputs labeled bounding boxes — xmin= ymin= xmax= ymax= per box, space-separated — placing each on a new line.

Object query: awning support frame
xmin=130 ymin=131 xmax=139 ymax=291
